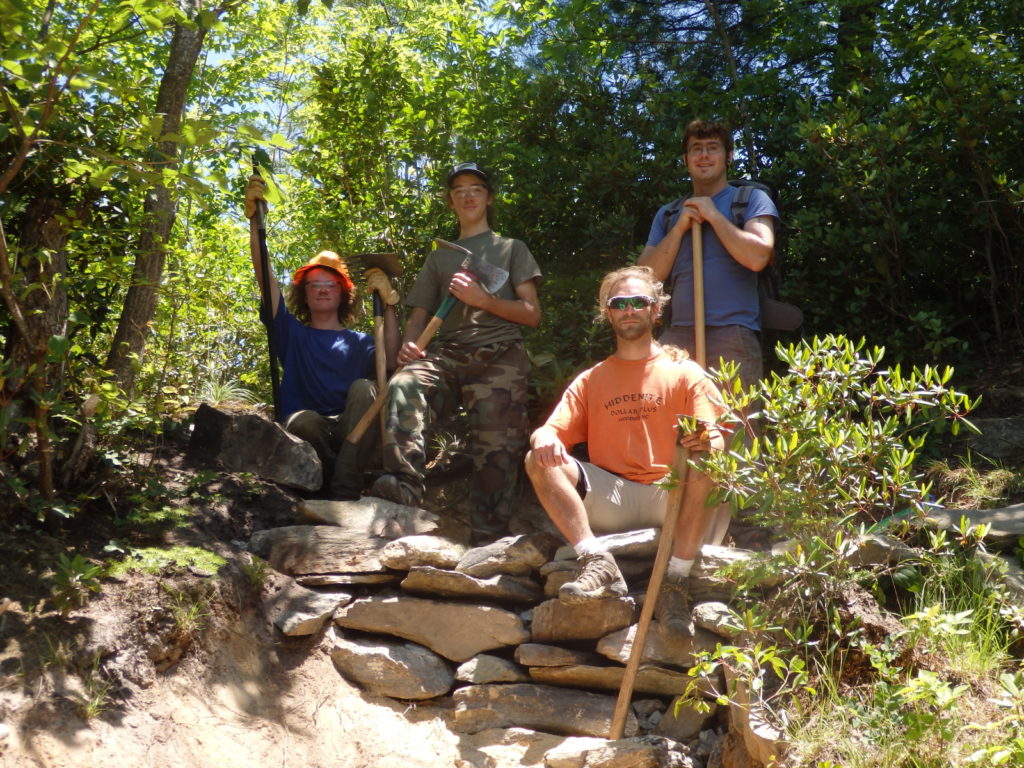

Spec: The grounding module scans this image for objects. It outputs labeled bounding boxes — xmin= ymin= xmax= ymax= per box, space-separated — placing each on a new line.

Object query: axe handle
xmin=610 ymin=437 xmax=692 ymax=739
xmin=345 ymin=294 xmax=457 ymax=446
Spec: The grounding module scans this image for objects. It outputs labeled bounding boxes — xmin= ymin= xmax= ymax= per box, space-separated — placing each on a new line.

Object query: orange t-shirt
xmin=543 ymin=350 xmax=726 ymax=484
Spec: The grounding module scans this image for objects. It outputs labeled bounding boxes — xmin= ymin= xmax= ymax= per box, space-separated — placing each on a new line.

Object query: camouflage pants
xmin=382 ymin=340 xmax=530 ymax=535
xmin=285 ymin=378 xmax=380 ymax=498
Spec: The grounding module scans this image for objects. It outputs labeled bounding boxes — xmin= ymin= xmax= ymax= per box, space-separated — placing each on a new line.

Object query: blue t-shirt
xmin=646 ymin=185 xmax=778 ymax=331
xmin=266 ymin=295 xmax=375 ymax=421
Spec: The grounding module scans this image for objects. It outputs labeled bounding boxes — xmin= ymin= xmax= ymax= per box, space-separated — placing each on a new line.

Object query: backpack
xmin=661 ymin=179 xmax=802 ymax=332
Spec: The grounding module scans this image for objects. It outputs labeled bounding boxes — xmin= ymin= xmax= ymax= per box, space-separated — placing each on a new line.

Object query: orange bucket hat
xmin=293 ymin=250 xmax=354 ymax=294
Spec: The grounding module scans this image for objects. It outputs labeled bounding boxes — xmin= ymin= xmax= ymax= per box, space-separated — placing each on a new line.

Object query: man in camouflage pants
xmin=370 ymin=163 xmax=542 ymax=540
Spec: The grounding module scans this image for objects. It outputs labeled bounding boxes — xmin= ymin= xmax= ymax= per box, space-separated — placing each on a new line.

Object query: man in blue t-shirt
xmin=245 ymin=176 xmax=399 ymax=498
xmin=638 ymin=119 xmax=778 ymax=390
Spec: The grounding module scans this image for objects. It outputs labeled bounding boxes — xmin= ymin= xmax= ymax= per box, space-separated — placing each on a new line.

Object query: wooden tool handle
xmin=610 ymin=439 xmax=692 ymax=739
xmin=345 ymin=306 xmax=449 ymax=446
xmin=692 ymin=223 xmax=705 ymax=369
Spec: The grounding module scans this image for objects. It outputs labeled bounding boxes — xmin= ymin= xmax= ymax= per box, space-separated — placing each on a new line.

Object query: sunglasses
xmin=307 ymin=280 xmax=342 ymax=291
xmin=606 ymin=294 xmax=656 ymax=311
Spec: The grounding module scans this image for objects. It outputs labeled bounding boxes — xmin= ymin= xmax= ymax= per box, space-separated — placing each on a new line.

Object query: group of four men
xmin=244 ymin=120 xmax=779 ymax=638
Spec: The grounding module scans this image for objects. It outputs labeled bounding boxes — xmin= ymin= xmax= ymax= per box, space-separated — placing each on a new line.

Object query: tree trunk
xmin=3 ymin=198 xmax=70 ymax=501
xmin=831 ymin=0 xmax=882 ymax=99
xmin=104 ymin=19 xmax=208 ymax=394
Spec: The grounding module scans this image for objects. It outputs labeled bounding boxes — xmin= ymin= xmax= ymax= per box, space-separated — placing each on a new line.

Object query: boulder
xmin=190 ymin=403 xmax=321 ymax=491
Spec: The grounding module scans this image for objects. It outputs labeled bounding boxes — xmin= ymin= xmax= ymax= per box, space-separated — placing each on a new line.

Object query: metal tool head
xmin=350 ymin=252 xmax=402 ymax=279
xmin=434 ymin=238 xmax=509 ymax=295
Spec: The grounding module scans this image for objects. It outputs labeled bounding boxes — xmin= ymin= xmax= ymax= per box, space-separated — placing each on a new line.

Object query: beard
xmin=611 ymin=314 xmax=653 ymax=341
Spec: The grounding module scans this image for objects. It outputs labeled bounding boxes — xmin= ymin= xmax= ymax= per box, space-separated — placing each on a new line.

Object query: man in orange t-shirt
xmin=525 ymin=265 xmax=726 ymax=639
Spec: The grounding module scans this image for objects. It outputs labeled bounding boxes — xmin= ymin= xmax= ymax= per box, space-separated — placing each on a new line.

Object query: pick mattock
xmin=345 ymin=239 xmax=509 ymax=446
xmin=251 ymin=158 xmax=282 ymax=421
xmin=610 ymin=422 xmax=691 ymax=739
xmin=349 ymin=251 xmax=402 ymax=448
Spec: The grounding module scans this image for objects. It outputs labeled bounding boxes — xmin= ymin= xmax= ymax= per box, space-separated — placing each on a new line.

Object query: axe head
xmin=350 ymin=252 xmax=402 ymax=279
xmin=434 ymin=238 xmax=509 ymax=295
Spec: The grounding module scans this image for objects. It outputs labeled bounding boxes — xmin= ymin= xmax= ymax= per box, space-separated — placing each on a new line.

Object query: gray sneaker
xmin=369 ymin=474 xmax=422 ymax=508
xmin=559 ymin=551 xmax=628 ymax=604
xmin=657 ymin=578 xmax=695 ymax=639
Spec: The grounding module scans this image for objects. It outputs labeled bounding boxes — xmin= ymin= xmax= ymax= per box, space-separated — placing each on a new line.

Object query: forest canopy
xmin=1 ymin=0 xmax=1021 ymax=514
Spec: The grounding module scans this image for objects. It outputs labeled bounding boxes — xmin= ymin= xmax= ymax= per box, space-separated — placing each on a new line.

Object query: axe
xmin=345 ymin=239 xmax=510 ymax=446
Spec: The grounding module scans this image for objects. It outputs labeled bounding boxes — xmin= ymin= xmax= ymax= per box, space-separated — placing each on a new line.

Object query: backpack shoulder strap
xmin=730 ymin=183 xmax=753 ymax=228
xmin=661 ymin=194 xmax=692 ymax=231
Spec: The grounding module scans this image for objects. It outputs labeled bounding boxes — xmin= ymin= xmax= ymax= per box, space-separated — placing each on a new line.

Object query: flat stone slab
xmin=545 ymin=735 xmax=692 ymax=768
xmin=296 ymin=572 xmax=401 ymax=587
xmin=455 ymin=654 xmax=530 ymax=684
xmin=451 ymin=683 xmax=637 ymax=738
xmin=263 ymin=578 xmax=350 ymax=636
xmin=335 ymin=595 xmax=529 ymax=662
xmin=554 ymin=529 xmax=660 ymax=561
xmin=328 ymin=629 xmax=453 ymax=700
xmin=597 ymin=622 xmax=723 ymax=668
xmin=298 ymin=498 xmax=439 ymax=537
xmin=379 ymin=535 xmax=465 ymax=570
xmin=925 ymin=504 xmax=1024 ymax=547
xmin=531 ymin=597 xmax=635 ymax=643
xmin=457 ymin=532 xmax=562 ymax=578
xmin=401 ymin=566 xmax=543 ymax=604
xmin=528 ymin=663 xmax=695 ymax=697
xmin=959 ymin=416 xmax=1024 ymax=460
xmin=249 ymin=525 xmax=388 ymax=575
xmin=515 ymin=643 xmax=607 ymax=668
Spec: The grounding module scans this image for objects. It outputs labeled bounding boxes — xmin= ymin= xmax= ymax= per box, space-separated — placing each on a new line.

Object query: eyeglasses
xmin=450 ymin=184 xmax=488 ymax=199
xmin=307 ymin=280 xmax=341 ymax=291
xmin=686 ymin=142 xmax=725 ymax=157
xmin=607 ymin=294 xmax=656 ymax=311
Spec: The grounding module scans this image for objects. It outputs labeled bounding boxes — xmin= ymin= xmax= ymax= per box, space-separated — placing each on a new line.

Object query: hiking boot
xmin=368 ymin=474 xmax=422 ymax=508
xmin=656 ymin=578 xmax=695 ymax=639
xmin=558 ymin=551 xmax=628 ymax=604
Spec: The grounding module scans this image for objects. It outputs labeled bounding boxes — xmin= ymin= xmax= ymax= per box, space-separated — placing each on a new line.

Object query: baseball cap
xmin=447 ymin=162 xmax=490 ymax=187
xmin=293 ymin=250 xmax=354 ymax=293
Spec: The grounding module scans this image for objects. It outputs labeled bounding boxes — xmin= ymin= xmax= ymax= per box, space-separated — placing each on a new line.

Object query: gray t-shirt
xmin=405 ymin=230 xmax=542 ymax=346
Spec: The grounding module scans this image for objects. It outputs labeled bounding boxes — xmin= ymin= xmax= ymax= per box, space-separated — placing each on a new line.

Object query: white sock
xmin=667 ymin=557 xmax=694 ymax=580
xmin=574 ymin=537 xmax=604 ymax=557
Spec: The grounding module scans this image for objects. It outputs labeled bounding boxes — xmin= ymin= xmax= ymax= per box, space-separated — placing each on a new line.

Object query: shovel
xmin=344 ymin=239 xmax=510 ymax=446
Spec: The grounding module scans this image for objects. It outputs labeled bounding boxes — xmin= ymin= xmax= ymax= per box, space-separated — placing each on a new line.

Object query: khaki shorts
xmin=576 ymin=459 xmax=669 ymax=533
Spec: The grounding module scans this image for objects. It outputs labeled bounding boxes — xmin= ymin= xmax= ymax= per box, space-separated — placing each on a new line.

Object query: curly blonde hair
xmin=594 ymin=265 xmax=671 ymax=324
